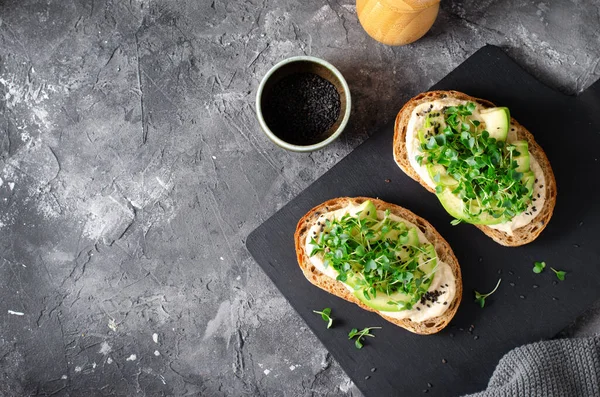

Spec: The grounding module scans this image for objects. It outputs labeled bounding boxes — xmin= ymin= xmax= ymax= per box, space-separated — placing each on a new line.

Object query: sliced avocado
xmin=417 ymin=244 xmax=437 ymax=275
xmin=418 ymin=112 xmax=446 ymax=144
xmin=394 ymin=228 xmax=420 ymax=260
xmin=396 ymin=227 xmax=419 ymax=246
xmin=355 ymin=200 xmax=378 ymax=220
xmin=353 ymin=288 xmax=412 ymax=312
xmin=511 ymin=140 xmax=530 ymax=172
xmin=407 ymin=228 xmax=419 ymax=246
xmin=418 ymin=128 xmax=429 ymax=144
xmin=436 ymin=187 xmax=507 ymax=225
xmin=522 ymin=171 xmax=535 ymax=194
xmin=345 ymin=273 xmax=364 ymax=289
xmin=480 ymin=107 xmax=509 ymax=141
xmin=426 ymin=164 xmax=458 ymax=186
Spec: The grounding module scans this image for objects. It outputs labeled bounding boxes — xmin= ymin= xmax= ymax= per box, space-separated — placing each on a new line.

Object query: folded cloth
xmin=464 ymin=336 xmax=600 ymax=397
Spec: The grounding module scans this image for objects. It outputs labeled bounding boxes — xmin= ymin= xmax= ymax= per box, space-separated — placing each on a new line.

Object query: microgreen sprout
xmin=551 ymin=267 xmax=566 ymax=281
xmin=474 ymin=278 xmax=502 ymax=308
xmin=533 ymin=261 xmax=546 ymax=274
xmin=348 ymin=327 xmax=382 ymax=349
xmin=313 ymin=308 xmax=333 ymax=329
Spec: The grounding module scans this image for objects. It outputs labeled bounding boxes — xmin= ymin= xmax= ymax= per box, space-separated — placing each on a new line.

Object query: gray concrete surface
xmin=0 ymin=0 xmax=599 ymax=396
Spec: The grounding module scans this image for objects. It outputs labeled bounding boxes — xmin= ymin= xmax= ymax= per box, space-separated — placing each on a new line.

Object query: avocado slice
xmin=418 ymin=244 xmax=437 ymax=275
xmin=418 ymin=113 xmax=446 ymax=144
xmin=480 ymin=107 xmax=509 ymax=141
xmin=427 ymin=164 xmax=458 ymax=187
xmin=353 ymin=288 xmax=412 ymax=312
xmin=395 ymin=227 xmax=419 ymax=247
xmin=522 ymin=171 xmax=535 ymax=194
xmin=511 ymin=140 xmax=530 ymax=172
xmin=345 ymin=272 xmax=365 ymax=289
xmin=394 ymin=228 xmax=421 ymax=261
xmin=355 ymin=200 xmax=378 ymax=221
xmin=418 ymin=128 xmax=429 ymax=144
xmin=436 ymin=187 xmax=507 ymax=225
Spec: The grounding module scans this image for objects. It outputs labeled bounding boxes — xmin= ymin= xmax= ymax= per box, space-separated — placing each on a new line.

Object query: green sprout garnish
xmin=474 ymin=278 xmax=502 ymax=308
xmin=348 ymin=327 xmax=381 ymax=349
xmin=533 ymin=261 xmax=546 ymax=274
xmin=313 ymin=308 xmax=333 ymax=329
xmin=551 ymin=267 xmax=566 ymax=281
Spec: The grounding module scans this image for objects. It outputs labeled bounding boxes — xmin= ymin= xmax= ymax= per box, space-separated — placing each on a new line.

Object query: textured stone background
xmin=0 ymin=0 xmax=599 ymax=396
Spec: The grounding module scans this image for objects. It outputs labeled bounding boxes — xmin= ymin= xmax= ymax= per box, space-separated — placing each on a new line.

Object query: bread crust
xmin=393 ymin=90 xmax=557 ymax=246
xmin=294 ymin=197 xmax=462 ymax=335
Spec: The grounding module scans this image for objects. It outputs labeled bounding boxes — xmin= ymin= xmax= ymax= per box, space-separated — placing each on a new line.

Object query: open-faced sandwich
xmin=393 ymin=91 xmax=557 ymax=246
xmin=294 ymin=197 xmax=462 ymax=335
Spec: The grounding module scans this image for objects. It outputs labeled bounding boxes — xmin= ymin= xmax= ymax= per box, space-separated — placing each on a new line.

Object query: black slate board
xmin=247 ymin=45 xmax=600 ymax=396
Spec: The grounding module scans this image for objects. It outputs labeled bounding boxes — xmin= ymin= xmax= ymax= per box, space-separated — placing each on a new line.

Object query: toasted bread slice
xmin=294 ymin=197 xmax=462 ymax=335
xmin=393 ymin=90 xmax=557 ymax=246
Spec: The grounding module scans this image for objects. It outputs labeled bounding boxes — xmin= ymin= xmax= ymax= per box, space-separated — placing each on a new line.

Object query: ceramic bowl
xmin=255 ymin=56 xmax=351 ymax=152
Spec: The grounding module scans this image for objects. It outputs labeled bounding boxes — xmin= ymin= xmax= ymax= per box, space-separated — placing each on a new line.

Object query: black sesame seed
xmin=520 ymin=295 xmax=526 ymax=299
xmin=497 ymin=269 xmax=502 ymax=275
xmin=535 ymin=178 xmax=538 ymax=183
xmin=427 ymin=304 xmax=431 ymax=308
xmin=442 ymin=359 xmax=447 ymax=364
xmin=474 ymin=335 xmax=479 ymax=340
xmin=533 ymin=284 xmax=539 ymax=288
xmin=417 ymin=307 xmax=421 ymax=311
xmin=443 ymin=301 xmax=447 ymax=305
xmin=553 ymin=281 xmax=558 ymax=285
xmin=510 ymin=282 xmax=515 ymax=287
xmin=508 ymin=271 xmax=514 ymax=275
xmin=537 ymin=193 xmax=541 ymax=198
xmin=552 ymin=297 xmax=559 ymax=301
xmin=365 ymin=375 xmax=371 ymax=380
xmin=423 ymin=389 xmax=429 ymax=394
xmin=385 ymin=179 xmax=391 ymax=183
xmin=428 ymin=383 xmax=433 ymax=388
xmin=449 ymin=333 xmax=454 ymax=338
xmin=371 ymin=367 xmax=377 ymax=372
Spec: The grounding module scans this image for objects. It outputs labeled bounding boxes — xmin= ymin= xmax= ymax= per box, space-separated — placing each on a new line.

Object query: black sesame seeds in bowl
xmin=255 ymin=56 xmax=351 ymax=152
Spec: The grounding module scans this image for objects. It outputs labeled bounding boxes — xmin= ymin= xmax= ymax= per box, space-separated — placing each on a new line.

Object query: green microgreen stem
xmin=313 ymin=308 xmax=334 ymax=329
xmin=348 ymin=326 xmax=382 ymax=349
xmin=474 ymin=278 xmax=502 ymax=308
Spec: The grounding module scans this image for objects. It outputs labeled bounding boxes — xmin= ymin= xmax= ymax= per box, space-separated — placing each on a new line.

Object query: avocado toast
xmin=393 ymin=90 xmax=557 ymax=246
xmin=294 ymin=197 xmax=462 ymax=335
